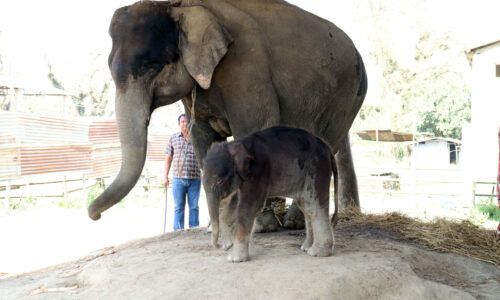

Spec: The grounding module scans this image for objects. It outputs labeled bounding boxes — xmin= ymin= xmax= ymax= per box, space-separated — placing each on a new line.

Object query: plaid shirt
xmin=166 ymin=132 xmax=201 ymax=179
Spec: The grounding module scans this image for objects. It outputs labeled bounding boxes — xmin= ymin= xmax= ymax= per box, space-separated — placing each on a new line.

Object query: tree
xmin=46 ymin=54 xmax=112 ymax=117
xmin=73 ymin=62 xmax=112 ymax=117
xmin=355 ymin=0 xmax=471 ymax=140
xmin=47 ymin=61 xmax=64 ymax=90
xmin=407 ymin=33 xmax=471 ymax=139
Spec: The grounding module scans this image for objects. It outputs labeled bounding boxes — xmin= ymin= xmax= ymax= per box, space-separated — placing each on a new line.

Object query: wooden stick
xmin=28 ymin=285 xmax=78 ymax=296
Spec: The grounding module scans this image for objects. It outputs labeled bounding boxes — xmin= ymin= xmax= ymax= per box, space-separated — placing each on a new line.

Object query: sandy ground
xmin=0 ymin=188 xmax=211 ymax=276
xmin=1 ymin=224 xmax=499 ymax=300
xmin=1 ymin=187 xmax=499 ymax=299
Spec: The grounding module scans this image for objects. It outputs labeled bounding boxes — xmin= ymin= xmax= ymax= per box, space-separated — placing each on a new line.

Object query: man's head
xmin=178 ymin=114 xmax=187 ymax=133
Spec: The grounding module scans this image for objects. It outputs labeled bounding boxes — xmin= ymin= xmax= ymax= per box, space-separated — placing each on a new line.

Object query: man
xmin=164 ymin=114 xmax=202 ymax=230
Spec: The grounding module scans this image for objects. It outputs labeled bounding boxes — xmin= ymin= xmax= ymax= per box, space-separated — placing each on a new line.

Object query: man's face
xmin=178 ymin=116 xmax=187 ymax=132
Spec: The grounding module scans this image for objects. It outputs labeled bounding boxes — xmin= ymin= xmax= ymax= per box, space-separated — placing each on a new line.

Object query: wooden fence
xmin=1 ymin=111 xmax=497 ymax=213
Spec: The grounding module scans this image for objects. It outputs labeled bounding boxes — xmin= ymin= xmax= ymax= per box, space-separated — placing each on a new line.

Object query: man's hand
xmin=163 ymin=176 xmax=170 ymax=189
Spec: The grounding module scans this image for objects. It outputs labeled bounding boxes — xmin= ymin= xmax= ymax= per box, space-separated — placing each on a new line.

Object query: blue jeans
xmin=172 ymin=177 xmax=201 ymax=230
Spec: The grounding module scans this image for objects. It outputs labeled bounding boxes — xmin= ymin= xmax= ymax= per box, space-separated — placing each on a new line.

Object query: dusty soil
xmin=1 ymin=224 xmax=499 ymax=300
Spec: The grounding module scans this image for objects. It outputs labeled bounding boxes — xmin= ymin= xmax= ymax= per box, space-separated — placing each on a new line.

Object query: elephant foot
xmin=253 ymin=209 xmax=280 ymax=233
xmin=283 ymin=201 xmax=305 ymax=230
xmin=227 ymin=251 xmax=249 ymax=263
xmin=222 ymin=241 xmax=233 ymax=251
xmin=307 ymin=245 xmax=333 ymax=257
xmin=300 ymin=239 xmax=313 ymax=252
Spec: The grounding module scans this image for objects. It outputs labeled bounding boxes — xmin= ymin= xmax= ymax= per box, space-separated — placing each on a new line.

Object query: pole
xmin=5 ymin=181 xmax=11 ymax=215
xmin=82 ymin=174 xmax=87 ymax=209
xmin=63 ymin=175 xmax=68 ymax=201
xmin=472 ymin=181 xmax=476 ymax=207
xmin=163 ymin=185 xmax=168 ymax=233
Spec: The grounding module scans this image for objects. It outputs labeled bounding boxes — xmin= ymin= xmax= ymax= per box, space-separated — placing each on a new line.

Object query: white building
xmin=411 ymin=138 xmax=461 ymax=168
xmin=462 ymin=40 xmax=500 ymax=183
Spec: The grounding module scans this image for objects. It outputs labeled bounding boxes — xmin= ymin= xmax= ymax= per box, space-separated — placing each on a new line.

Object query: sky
xmin=0 ymin=0 xmax=498 ymax=92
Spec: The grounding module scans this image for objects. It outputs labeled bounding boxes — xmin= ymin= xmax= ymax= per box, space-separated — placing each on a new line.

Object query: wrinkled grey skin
xmin=203 ymin=127 xmax=334 ymax=262
xmin=88 ymin=0 xmax=366 ymax=221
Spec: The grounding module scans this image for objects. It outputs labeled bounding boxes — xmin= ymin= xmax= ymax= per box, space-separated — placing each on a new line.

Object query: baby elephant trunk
xmin=207 ymin=193 xmax=220 ymax=247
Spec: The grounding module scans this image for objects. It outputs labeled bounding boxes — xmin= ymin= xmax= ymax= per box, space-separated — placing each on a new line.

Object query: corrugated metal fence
xmin=0 ymin=111 xmax=170 ymax=194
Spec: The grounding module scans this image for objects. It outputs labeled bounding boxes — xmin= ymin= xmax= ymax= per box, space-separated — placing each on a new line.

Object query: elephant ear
xmin=172 ymin=6 xmax=233 ymax=90
xmin=228 ymin=142 xmax=254 ymax=181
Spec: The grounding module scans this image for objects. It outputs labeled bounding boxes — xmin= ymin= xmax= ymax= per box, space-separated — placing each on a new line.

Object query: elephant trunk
xmin=88 ymin=82 xmax=152 ymax=220
xmin=207 ymin=192 xmax=220 ymax=247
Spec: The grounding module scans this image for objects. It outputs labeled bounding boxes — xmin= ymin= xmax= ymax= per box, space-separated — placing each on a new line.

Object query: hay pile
xmin=337 ymin=207 xmax=500 ymax=266
xmin=272 ymin=199 xmax=288 ymax=226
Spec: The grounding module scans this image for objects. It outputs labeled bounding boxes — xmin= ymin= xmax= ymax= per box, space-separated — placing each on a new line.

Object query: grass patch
xmin=338 ymin=207 xmax=500 ymax=266
xmin=56 ymin=185 xmax=105 ymax=209
xmin=8 ymin=195 xmax=38 ymax=210
xmin=475 ymin=199 xmax=500 ymax=222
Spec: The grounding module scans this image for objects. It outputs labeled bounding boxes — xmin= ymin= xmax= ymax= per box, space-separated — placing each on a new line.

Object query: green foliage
xmin=55 ymin=184 xmax=105 ymax=209
xmin=86 ymin=184 xmax=105 ymax=208
xmin=475 ymin=199 xmax=500 ymax=222
xmin=405 ymin=33 xmax=471 ymax=139
xmin=57 ymin=197 xmax=80 ymax=209
xmin=354 ymin=1 xmax=472 ymax=141
xmin=8 ymin=195 xmax=38 ymax=210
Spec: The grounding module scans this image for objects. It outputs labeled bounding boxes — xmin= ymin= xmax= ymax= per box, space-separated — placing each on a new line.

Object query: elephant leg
xmin=302 ymin=196 xmax=333 ymax=257
xmin=220 ymin=193 xmax=238 ymax=251
xmin=187 ymin=114 xmax=226 ymax=169
xmin=283 ymin=200 xmax=305 ymax=230
xmin=228 ymin=191 xmax=266 ymax=262
xmin=334 ymin=135 xmax=360 ymax=212
xmin=186 ymin=114 xmax=226 ymax=228
xmin=295 ymin=199 xmax=313 ymax=251
xmin=253 ymin=197 xmax=283 ymax=233
xmin=213 ymin=58 xmax=281 ymax=234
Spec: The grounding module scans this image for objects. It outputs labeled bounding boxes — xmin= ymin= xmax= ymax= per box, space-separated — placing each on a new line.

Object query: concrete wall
xmin=463 ymin=45 xmax=500 ymax=182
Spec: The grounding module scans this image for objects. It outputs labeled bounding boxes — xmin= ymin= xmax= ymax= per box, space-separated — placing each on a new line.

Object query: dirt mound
xmin=1 ymin=223 xmax=499 ymax=299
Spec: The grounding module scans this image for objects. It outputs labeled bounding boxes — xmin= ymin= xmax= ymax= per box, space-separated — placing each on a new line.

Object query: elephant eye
xmin=216 ymin=178 xmax=224 ymax=185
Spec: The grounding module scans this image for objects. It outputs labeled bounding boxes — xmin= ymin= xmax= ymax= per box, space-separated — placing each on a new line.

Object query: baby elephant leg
xmin=228 ymin=194 xmax=263 ymax=262
xmin=228 ymin=215 xmax=255 ymax=262
xmin=295 ymin=199 xmax=313 ymax=251
xmin=302 ymin=196 xmax=333 ymax=257
xmin=220 ymin=194 xmax=238 ymax=251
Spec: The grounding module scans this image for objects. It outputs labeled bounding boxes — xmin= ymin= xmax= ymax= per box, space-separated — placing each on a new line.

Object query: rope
xmin=178 ymin=87 xmax=198 ymax=184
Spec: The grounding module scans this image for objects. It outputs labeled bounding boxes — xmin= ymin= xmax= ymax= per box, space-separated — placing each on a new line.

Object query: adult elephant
xmin=88 ymin=0 xmax=366 ymax=221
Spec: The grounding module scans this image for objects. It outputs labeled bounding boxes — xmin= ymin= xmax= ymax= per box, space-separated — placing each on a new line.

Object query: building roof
xmin=465 ymin=39 xmax=500 ymax=66
xmin=355 ymin=130 xmax=414 ymax=142
xmin=416 ymin=137 xmax=462 ymax=145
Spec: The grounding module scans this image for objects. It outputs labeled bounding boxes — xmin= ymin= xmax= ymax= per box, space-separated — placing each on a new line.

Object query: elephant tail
xmin=330 ymin=154 xmax=339 ymax=227
xmin=356 ymin=49 xmax=368 ymax=98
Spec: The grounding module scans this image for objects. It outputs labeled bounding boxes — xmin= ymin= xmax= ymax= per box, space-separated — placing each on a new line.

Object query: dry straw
xmin=337 ymin=207 xmax=500 ymax=266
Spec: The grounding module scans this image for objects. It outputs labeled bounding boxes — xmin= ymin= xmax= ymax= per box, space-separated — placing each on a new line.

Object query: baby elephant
xmin=203 ymin=126 xmax=335 ymax=262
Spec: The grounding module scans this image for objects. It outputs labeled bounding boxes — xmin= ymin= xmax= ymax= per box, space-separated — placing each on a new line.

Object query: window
xmin=496 ymin=64 xmax=500 ymax=77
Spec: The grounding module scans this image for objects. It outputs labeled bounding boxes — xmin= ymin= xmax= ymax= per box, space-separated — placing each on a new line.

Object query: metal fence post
xmin=5 ymin=181 xmax=11 ymax=215
xmin=63 ymin=175 xmax=68 ymax=201
xmin=472 ymin=181 xmax=476 ymax=207
xmin=82 ymin=174 xmax=87 ymax=209
xmin=148 ymin=176 xmax=153 ymax=203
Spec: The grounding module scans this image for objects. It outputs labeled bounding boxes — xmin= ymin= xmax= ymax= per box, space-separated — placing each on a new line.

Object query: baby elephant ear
xmin=172 ymin=6 xmax=233 ymax=89
xmin=228 ymin=142 xmax=254 ymax=181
